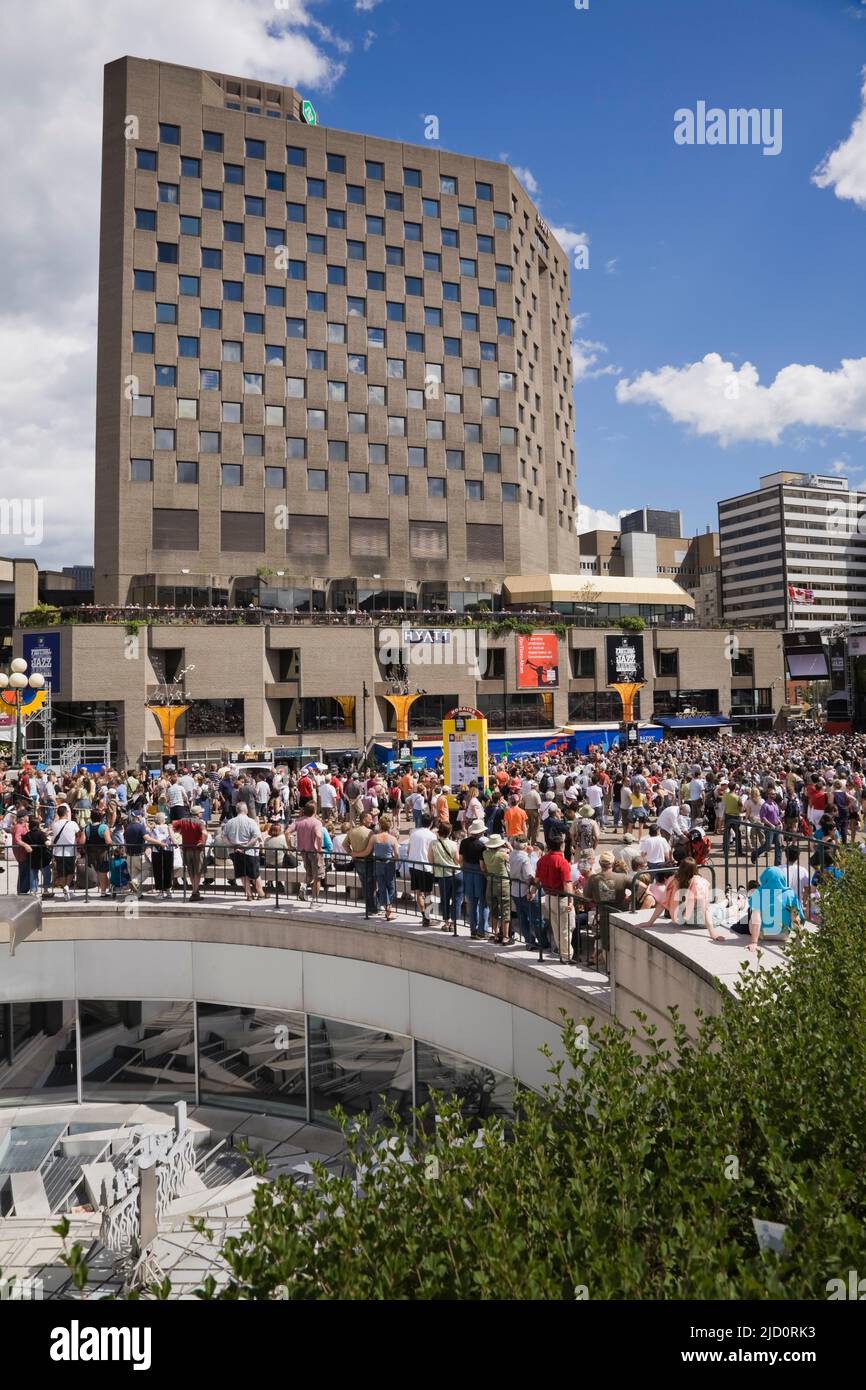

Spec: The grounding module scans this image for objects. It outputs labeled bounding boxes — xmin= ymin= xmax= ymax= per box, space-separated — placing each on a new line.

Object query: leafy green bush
xmin=18 ymin=603 xmax=62 ymax=627
xmin=198 ymin=851 xmax=866 ymax=1301
xmin=619 ymin=616 xmax=646 ymax=632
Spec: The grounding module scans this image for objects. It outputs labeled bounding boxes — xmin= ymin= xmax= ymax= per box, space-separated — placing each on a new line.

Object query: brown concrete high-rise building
xmin=94 ymin=57 xmax=580 ymax=609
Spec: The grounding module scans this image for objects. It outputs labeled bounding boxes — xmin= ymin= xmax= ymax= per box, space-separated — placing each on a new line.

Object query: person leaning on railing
xmin=481 ymin=833 xmax=511 ymax=944
xmin=534 ymin=833 xmax=574 ymax=960
xmin=429 ymin=820 xmax=462 ymax=933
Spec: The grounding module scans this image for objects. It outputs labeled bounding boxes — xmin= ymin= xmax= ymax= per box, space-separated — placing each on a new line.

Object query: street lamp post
xmin=0 ymin=657 xmax=46 ymax=767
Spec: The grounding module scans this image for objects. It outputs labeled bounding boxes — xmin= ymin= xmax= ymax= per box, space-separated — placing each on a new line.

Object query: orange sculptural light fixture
xmin=610 ymin=682 xmax=644 ymax=724
xmin=147 ymin=703 xmax=189 ymax=758
xmin=382 ymin=692 xmax=423 ymax=741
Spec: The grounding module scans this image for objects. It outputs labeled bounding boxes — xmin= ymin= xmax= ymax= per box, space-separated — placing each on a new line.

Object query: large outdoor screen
xmin=785 ymin=651 xmax=829 ymax=679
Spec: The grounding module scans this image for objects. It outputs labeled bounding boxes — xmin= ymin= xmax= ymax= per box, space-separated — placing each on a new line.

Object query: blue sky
xmin=3 ymin=0 xmax=866 ymax=563
xmin=318 ymin=0 xmax=866 ymax=534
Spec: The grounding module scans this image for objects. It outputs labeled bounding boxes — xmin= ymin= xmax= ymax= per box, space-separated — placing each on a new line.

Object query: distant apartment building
xmin=718 ymin=471 xmax=865 ymax=630
xmin=94 ymin=57 xmax=580 ymax=609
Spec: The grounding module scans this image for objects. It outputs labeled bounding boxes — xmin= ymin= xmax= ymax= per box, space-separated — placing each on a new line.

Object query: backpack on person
xmin=576 ymin=817 xmax=595 ymax=852
xmin=84 ymin=821 xmax=104 ymax=845
xmin=784 ymin=793 xmax=801 ymax=822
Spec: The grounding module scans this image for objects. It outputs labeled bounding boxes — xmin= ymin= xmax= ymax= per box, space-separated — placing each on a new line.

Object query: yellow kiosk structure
xmin=442 ymin=706 xmax=489 ymax=789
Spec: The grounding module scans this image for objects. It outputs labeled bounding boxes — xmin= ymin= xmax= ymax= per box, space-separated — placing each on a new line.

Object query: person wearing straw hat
xmin=482 ymin=832 xmax=511 ymax=943
xmin=459 ymin=817 xmax=489 ymax=937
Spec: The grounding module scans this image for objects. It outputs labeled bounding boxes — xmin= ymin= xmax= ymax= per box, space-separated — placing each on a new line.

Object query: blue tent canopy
xmin=652 ymin=715 xmax=733 ymax=730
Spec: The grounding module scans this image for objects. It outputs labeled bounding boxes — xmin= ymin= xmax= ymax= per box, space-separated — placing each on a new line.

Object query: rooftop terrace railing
xmin=18 ymin=604 xmax=775 ymax=632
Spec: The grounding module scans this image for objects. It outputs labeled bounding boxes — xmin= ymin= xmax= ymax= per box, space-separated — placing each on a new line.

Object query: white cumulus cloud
xmin=571 ymin=318 xmax=619 ymax=382
xmin=812 ymin=66 xmax=866 ymax=209
xmin=616 ymin=350 xmax=866 ymax=444
xmin=0 ymin=0 xmax=344 ymax=568
xmin=512 ymin=165 xmax=540 ymax=197
xmin=576 ymin=504 xmax=625 ymax=533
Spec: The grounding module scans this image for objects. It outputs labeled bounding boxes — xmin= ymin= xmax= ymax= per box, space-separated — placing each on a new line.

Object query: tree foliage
xmin=193 ymin=855 xmax=866 ymax=1300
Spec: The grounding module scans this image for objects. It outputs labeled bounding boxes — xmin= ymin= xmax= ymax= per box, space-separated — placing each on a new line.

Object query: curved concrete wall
xmin=609 ymin=910 xmax=789 ymax=1050
xmin=0 ymin=907 xmax=612 ymax=1093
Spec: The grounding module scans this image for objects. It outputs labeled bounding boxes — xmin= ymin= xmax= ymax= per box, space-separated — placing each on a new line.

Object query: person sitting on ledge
xmin=642 ymin=858 xmax=724 ymax=943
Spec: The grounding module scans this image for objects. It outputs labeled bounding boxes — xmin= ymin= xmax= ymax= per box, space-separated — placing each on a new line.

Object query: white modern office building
xmin=718 ymin=470 xmax=866 ymax=630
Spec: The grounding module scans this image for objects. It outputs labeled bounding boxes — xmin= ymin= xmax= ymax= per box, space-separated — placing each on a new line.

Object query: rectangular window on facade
xmin=153 ymin=508 xmax=199 ymax=550
xmin=176 ymin=460 xmax=198 ymax=484
xmin=571 ymin=649 xmax=596 ymax=678
xmin=137 ymin=149 xmax=157 ymax=170
xmin=221 ymin=510 xmax=265 ymax=550
xmin=160 ymin=123 xmax=180 ymax=145
xmin=287 ymin=513 xmax=328 ymax=555
xmin=222 ymin=464 xmax=242 ymax=486
xmin=130 ymin=458 xmax=152 ymax=481
xmin=348 ymin=471 xmax=369 ymax=493
xmin=265 ymin=466 xmax=286 ymax=489
xmin=466 ymin=523 xmax=504 ymax=562
xmin=389 ymin=474 xmax=408 ymax=495
xmin=308 ymin=469 xmax=328 ymax=491
xmin=350 ymin=517 xmax=389 ymax=557
xmin=410 ymin=520 xmax=447 ymax=558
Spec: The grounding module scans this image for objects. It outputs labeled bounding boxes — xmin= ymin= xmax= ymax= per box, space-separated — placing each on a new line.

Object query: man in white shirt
xmin=406 ymin=812 xmax=439 ymax=926
xmin=317 ymin=777 xmax=337 ymax=815
xmin=166 ymin=777 xmax=189 ymax=823
xmin=585 ymin=782 xmax=604 ymax=823
xmin=688 ymin=775 xmax=705 ymax=822
xmin=658 ymin=798 xmax=689 ymax=841
xmin=639 ymin=823 xmax=672 ymax=867
xmin=255 ymin=778 xmax=271 ymax=818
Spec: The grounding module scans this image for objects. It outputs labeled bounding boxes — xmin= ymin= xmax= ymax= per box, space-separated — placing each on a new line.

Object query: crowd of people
xmin=1 ymin=724 xmax=860 ymax=963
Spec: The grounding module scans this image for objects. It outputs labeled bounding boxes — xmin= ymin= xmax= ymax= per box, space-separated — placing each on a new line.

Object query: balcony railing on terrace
xmin=18 ymin=605 xmax=776 ymax=632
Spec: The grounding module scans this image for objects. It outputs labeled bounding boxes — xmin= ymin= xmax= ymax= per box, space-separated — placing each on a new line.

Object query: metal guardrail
xmin=1 ymin=840 xmax=607 ymax=974
xmin=19 ymin=605 xmax=776 ymax=633
xmin=721 ymin=815 xmax=831 ymax=903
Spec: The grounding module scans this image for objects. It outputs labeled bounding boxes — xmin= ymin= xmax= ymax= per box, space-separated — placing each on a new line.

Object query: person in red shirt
xmin=297 ymin=770 xmax=315 ymax=803
xmin=535 ymin=834 xmax=574 ymax=960
xmin=174 ymin=805 xmax=207 ymax=900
